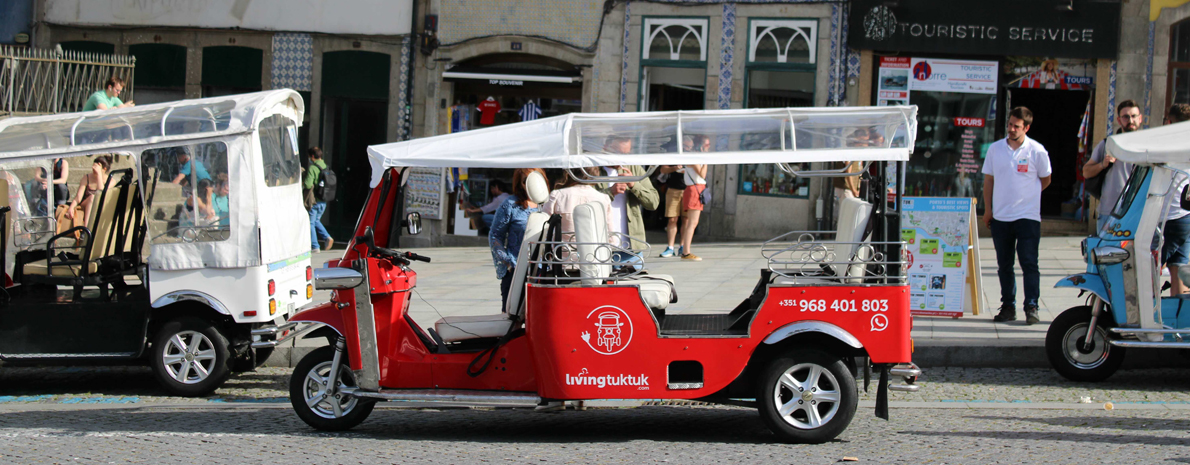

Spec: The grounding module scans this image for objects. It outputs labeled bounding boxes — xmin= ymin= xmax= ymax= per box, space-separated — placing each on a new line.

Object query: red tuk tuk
xmin=269 ymin=107 xmax=921 ymax=443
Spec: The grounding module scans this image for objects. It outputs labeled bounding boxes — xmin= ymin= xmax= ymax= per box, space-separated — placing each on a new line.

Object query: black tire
xmin=757 ymin=349 xmax=858 ymax=444
xmin=290 ymin=346 xmax=376 ymax=431
xmin=150 ymin=316 xmax=232 ymax=397
xmin=1046 ymin=305 xmax=1126 ymax=382
xmin=253 ymin=347 xmax=275 ymax=368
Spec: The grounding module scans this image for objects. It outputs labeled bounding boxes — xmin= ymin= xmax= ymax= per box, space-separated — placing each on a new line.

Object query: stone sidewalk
xmin=269 ymin=236 xmax=1185 ymax=369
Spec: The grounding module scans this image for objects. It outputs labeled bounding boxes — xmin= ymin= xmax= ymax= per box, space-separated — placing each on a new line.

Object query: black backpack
xmin=315 ymin=165 xmax=337 ymax=202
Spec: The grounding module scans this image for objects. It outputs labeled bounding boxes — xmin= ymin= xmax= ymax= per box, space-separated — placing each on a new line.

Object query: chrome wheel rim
xmin=1062 ymin=322 xmax=1110 ymax=369
xmin=161 ymin=330 xmax=218 ymax=385
xmin=773 ymin=362 xmax=842 ymax=430
xmin=302 ymin=360 xmax=360 ymax=419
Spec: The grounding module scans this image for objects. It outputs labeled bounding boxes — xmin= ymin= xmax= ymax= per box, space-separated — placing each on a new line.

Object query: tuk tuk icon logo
xmin=580 ymin=305 xmax=633 ymax=355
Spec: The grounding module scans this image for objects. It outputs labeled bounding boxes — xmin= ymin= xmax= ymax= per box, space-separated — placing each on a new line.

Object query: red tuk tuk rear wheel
xmin=290 ymin=346 xmax=376 ymax=431
xmin=757 ymin=349 xmax=858 ymax=444
xmin=1046 ymin=305 xmax=1125 ymax=382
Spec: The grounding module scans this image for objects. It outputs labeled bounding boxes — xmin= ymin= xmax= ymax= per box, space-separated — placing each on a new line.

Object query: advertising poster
xmin=908 ymin=58 xmax=998 ymax=94
xmin=404 ymin=167 xmax=444 ymax=220
xmin=902 ymin=197 xmax=972 ymax=317
xmin=877 ymin=57 xmax=910 ymax=106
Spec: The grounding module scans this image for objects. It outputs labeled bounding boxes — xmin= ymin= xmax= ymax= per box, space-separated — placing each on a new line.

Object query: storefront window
xmin=739 ymin=19 xmax=818 ymax=199
xmin=906 ymin=92 xmax=995 ymax=203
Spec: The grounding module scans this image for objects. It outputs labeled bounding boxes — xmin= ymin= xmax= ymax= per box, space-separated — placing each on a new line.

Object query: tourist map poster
xmin=404 ymin=167 xmax=444 ymax=220
xmin=902 ymin=197 xmax=972 ymax=317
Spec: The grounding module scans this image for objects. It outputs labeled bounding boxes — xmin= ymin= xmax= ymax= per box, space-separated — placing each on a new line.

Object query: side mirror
xmin=405 ymin=212 xmax=422 ymax=235
xmin=313 ymin=267 xmax=364 ymax=290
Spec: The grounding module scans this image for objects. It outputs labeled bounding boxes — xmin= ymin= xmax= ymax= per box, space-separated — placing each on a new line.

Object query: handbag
xmin=1086 ymin=162 xmax=1111 ymax=199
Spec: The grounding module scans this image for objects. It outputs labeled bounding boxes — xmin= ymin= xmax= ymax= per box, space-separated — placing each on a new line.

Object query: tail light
xmin=306 ymin=266 xmax=313 ymax=281
xmin=307 ymin=284 xmax=314 ymax=299
xmin=267 ymin=279 xmax=276 ymax=296
xmin=269 ymin=298 xmax=277 ymax=315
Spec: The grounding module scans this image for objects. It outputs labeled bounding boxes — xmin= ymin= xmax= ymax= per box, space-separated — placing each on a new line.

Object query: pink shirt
xmin=540 ymin=185 xmax=613 ymax=239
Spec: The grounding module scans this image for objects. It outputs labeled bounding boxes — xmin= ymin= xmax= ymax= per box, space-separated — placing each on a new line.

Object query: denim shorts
xmin=1162 ymin=214 xmax=1190 ymax=266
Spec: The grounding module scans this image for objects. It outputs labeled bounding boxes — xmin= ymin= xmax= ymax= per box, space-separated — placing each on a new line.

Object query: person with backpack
xmin=304 ymin=147 xmax=334 ymax=252
xmin=1083 ymin=100 xmax=1142 ymax=231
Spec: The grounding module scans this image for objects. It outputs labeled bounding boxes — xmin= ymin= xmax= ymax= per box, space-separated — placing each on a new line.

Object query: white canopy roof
xmin=0 ymin=89 xmax=304 ymax=159
xmin=367 ymin=106 xmax=918 ymax=187
xmin=1108 ymin=120 xmax=1190 ymax=167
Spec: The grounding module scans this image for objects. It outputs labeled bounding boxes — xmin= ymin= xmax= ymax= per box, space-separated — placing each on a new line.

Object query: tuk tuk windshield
xmin=1112 ymin=165 xmax=1151 ymax=219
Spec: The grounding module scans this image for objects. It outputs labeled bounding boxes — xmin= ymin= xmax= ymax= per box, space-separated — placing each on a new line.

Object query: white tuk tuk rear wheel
xmin=150 ymin=317 xmax=231 ymax=397
xmin=757 ymin=349 xmax=858 ymax=444
xmin=290 ymin=346 xmax=375 ymax=431
xmin=1046 ymin=306 xmax=1125 ymax=382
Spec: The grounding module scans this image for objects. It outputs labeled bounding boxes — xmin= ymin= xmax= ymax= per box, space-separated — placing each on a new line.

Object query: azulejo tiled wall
xmin=438 ymin=0 xmax=605 ymax=48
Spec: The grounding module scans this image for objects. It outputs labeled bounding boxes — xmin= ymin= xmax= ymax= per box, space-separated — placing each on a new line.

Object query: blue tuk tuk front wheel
xmin=1045 ymin=306 xmax=1125 ymax=382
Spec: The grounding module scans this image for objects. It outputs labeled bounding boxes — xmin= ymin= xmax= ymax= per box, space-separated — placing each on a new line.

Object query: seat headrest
xmin=526 ymin=171 xmax=549 ymax=205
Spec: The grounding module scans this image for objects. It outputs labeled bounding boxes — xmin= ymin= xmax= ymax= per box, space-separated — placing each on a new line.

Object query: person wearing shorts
xmin=658 ymin=136 xmax=695 ymax=258
xmin=679 ymin=135 xmax=710 ymax=261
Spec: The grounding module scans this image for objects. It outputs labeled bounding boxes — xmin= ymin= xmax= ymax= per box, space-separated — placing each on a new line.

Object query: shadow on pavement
xmin=962 ymin=415 xmax=1190 ymax=432
xmin=0 ymin=405 xmax=785 ymax=444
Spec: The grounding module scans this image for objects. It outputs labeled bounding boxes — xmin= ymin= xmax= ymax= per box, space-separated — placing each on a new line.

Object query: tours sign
xmin=849 ymin=0 xmax=1121 ymax=59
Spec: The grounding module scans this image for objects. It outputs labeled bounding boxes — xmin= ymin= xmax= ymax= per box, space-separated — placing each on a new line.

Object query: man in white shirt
xmin=981 ymin=107 xmax=1053 ymax=325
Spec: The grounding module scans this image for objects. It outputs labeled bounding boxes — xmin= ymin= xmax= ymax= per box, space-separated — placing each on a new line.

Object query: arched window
xmin=640 ymin=17 xmax=709 ymax=112
xmin=739 ymin=19 xmax=819 ymax=199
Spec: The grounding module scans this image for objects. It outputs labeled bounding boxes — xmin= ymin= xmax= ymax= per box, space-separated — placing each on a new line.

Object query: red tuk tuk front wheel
xmin=757 ymin=349 xmax=858 ymax=444
xmin=290 ymin=346 xmax=376 ymax=431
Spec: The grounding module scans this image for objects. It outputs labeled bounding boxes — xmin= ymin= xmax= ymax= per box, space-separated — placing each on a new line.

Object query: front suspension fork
xmin=326 ymin=336 xmax=346 ymax=394
xmin=1084 ymin=296 xmax=1104 ymax=347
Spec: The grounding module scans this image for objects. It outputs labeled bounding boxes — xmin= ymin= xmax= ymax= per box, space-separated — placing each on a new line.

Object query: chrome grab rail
xmin=250 ymin=321 xmax=321 ymax=349
xmin=525 ymin=237 xmax=648 ymax=284
xmin=763 ymin=234 xmax=908 ymax=284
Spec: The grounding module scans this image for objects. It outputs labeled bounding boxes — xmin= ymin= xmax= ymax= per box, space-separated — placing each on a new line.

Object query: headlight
xmin=1093 ymin=246 xmax=1129 ymax=266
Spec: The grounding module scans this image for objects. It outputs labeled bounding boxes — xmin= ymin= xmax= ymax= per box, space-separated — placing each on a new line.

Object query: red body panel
xmin=290 ymin=302 xmax=346 ymax=339
xmin=524 ymin=284 xmax=910 ymax=400
xmin=311 ymin=168 xmax=913 ymax=400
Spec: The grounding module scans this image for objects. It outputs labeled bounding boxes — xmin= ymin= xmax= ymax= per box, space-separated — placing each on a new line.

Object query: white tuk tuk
xmin=0 ymin=89 xmax=313 ymax=396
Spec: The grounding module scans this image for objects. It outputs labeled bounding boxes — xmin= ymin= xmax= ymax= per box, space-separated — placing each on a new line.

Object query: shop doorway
xmin=320 ymin=51 xmax=390 ymax=241
xmin=1007 ymin=89 xmax=1092 ymax=217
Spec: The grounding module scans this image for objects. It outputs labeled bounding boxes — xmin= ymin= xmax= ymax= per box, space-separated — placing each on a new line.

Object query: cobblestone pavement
xmin=1 ymin=402 xmax=1188 ymax=463
xmin=2 ymin=366 xmax=1190 ymax=463
xmin=3 ymin=365 xmax=1190 ymax=406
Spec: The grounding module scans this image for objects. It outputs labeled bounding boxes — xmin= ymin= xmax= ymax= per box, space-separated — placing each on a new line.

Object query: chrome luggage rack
xmin=526 ymin=232 xmax=650 ymax=284
xmin=761 ymin=230 xmax=907 ymax=284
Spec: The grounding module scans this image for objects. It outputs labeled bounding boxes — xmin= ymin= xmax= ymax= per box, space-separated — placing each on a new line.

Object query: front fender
xmin=290 ymin=302 xmax=345 ymax=339
xmin=763 ymin=321 xmax=863 ymax=349
xmin=1054 ymin=273 xmax=1107 ymax=303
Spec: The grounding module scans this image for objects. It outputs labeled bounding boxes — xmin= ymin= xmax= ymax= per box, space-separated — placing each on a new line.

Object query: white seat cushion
xmin=435 ymin=314 xmax=514 ymax=343
xmin=621 ymin=274 xmax=675 ymax=310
